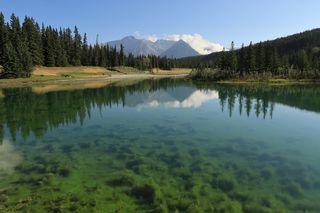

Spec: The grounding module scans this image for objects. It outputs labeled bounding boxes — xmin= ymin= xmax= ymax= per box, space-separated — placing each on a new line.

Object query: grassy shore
xmin=0 ymin=66 xmax=191 ymax=88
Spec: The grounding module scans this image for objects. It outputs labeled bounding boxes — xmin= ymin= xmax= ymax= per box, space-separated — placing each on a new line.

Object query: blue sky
xmin=1 ymin=0 xmax=319 ymax=48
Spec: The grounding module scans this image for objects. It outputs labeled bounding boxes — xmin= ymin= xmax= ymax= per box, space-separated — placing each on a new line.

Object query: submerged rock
xmin=131 ymin=184 xmax=156 ymax=204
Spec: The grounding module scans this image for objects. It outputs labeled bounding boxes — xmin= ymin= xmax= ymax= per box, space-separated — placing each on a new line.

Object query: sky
xmin=1 ymin=0 xmax=319 ymax=52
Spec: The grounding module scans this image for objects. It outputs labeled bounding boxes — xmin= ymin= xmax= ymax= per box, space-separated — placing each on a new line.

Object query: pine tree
xmin=119 ymin=44 xmax=124 ymax=66
xmin=238 ymin=44 xmax=245 ymax=76
xmin=72 ymin=26 xmax=82 ymax=66
xmin=297 ymin=50 xmax=309 ymax=73
xmin=43 ymin=26 xmax=56 ymax=66
xmin=246 ymin=42 xmax=255 ymax=73
xmin=88 ymin=45 xmax=93 ymax=65
xmin=271 ymin=47 xmax=280 ymax=75
xmin=64 ymin=28 xmax=73 ymax=65
xmin=19 ymin=37 xmax=33 ymax=76
xmin=81 ymin=33 xmax=89 ymax=66
xmin=229 ymin=41 xmax=237 ymax=73
xmin=93 ymin=43 xmax=100 ymax=66
xmin=2 ymin=41 xmax=17 ymax=72
xmin=255 ymin=42 xmax=264 ymax=73
xmin=22 ymin=16 xmax=43 ymax=66
xmin=106 ymin=44 xmax=110 ymax=67
xmin=99 ymin=45 xmax=106 ymax=67
xmin=111 ymin=47 xmax=118 ymax=67
xmin=9 ymin=14 xmax=23 ymax=74
xmin=56 ymin=28 xmax=68 ymax=66
xmin=264 ymin=42 xmax=273 ymax=72
xmin=0 ymin=12 xmax=7 ymax=68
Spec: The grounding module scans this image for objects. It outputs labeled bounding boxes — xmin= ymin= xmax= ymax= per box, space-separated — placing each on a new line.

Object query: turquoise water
xmin=0 ymin=79 xmax=320 ymax=212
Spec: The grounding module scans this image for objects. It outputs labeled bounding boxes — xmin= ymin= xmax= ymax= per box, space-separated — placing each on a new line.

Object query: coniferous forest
xmin=187 ymin=29 xmax=320 ymax=80
xmin=0 ymin=13 xmax=177 ymax=78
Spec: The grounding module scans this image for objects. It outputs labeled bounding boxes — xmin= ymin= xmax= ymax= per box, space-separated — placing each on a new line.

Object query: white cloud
xmin=164 ymin=34 xmax=224 ymax=54
xmin=134 ymin=31 xmax=158 ymax=42
xmin=136 ymin=90 xmax=219 ymax=110
xmin=165 ymin=90 xmax=219 ymax=108
xmin=134 ymin=32 xmax=224 ymax=55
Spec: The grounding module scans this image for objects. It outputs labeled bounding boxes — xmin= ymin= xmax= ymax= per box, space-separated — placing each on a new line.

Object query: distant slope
xmin=180 ymin=28 xmax=320 ymax=65
xmin=108 ymin=36 xmax=199 ymax=58
xmin=160 ymin=40 xmax=200 ymax=58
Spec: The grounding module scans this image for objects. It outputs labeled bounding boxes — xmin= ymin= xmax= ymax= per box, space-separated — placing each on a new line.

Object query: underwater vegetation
xmin=0 ymin=131 xmax=319 ymax=212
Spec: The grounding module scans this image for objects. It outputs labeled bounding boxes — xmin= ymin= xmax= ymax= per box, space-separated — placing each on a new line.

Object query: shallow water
xmin=0 ymin=79 xmax=320 ymax=212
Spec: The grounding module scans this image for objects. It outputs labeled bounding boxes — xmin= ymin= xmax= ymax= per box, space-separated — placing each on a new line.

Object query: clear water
xmin=0 ymin=79 xmax=320 ymax=212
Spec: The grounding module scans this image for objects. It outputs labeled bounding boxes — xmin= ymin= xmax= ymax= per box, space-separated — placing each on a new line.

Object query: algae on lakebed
xmin=0 ymin=79 xmax=320 ymax=212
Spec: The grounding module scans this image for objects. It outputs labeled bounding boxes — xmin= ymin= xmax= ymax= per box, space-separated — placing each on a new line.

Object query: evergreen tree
xmin=271 ymin=47 xmax=280 ymax=74
xmin=8 ymin=14 xmax=33 ymax=76
xmin=43 ymin=26 xmax=56 ymax=66
xmin=93 ymin=43 xmax=100 ymax=66
xmin=56 ymin=28 xmax=68 ymax=66
xmin=106 ymin=44 xmax=110 ymax=67
xmin=119 ymin=44 xmax=124 ymax=66
xmin=238 ymin=44 xmax=245 ymax=76
xmin=81 ymin=33 xmax=89 ymax=66
xmin=229 ymin=41 xmax=237 ymax=73
xmin=264 ymin=42 xmax=273 ymax=72
xmin=255 ymin=42 xmax=264 ymax=73
xmin=297 ymin=50 xmax=309 ymax=73
xmin=2 ymin=41 xmax=17 ymax=72
xmin=246 ymin=42 xmax=255 ymax=73
xmin=63 ymin=28 xmax=73 ymax=64
xmin=22 ymin=16 xmax=43 ymax=65
xmin=0 ymin=12 xmax=7 ymax=67
xmin=19 ymin=37 xmax=33 ymax=76
xmin=72 ymin=26 xmax=81 ymax=66
xmin=99 ymin=45 xmax=106 ymax=67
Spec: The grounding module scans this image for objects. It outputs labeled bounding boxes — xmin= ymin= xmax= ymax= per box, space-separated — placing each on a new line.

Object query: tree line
xmin=189 ymin=29 xmax=320 ymax=80
xmin=216 ymin=41 xmax=320 ymax=78
xmin=0 ymin=13 xmax=177 ymax=78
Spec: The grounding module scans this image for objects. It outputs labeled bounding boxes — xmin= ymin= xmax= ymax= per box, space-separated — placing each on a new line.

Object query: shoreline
xmin=217 ymin=78 xmax=320 ymax=85
xmin=0 ymin=74 xmax=188 ymax=88
xmin=188 ymin=77 xmax=320 ymax=85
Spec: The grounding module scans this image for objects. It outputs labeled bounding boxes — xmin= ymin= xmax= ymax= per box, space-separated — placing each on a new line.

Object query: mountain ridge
xmin=107 ymin=36 xmax=199 ymax=58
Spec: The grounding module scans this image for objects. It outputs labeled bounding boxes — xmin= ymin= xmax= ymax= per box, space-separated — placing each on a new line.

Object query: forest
xmin=0 ymin=13 xmax=177 ymax=78
xmin=187 ymin=29 xmax=320 ymax=80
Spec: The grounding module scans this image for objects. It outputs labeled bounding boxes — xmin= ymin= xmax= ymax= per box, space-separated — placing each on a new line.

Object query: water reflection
xmin=0 ymin=79 xmax=319 ymax=141
xmin=0 ymin=139 xmax=22 ymax=177
xmin=132 ymin=89 xmax=219 ymax=109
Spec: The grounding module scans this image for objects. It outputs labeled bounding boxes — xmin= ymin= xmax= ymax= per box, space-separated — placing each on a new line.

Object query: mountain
xmin=108 ymin=36 xmax=161 ymax=56
xmin=107 ymin=36 xmax=199 ymax=58
xmin=154 ymin=39 xmax=176 ymax=53
xmin=160 ymin=40 xmax=200 ymax=58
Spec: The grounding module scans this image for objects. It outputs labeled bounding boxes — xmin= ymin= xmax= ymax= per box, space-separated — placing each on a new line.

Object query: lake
xmin=0 ymin=78 xmax=320 ymax=212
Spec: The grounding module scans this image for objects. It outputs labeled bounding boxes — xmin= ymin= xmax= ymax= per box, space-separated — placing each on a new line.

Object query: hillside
xmin=180 ymin=28 xmax=320 ymax=66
